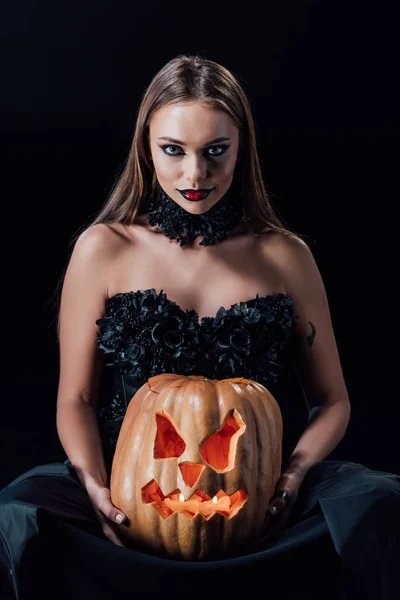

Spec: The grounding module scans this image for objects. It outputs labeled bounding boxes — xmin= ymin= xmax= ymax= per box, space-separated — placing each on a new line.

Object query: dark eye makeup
xmin=160 ymin=144 xmax=229 ymax=158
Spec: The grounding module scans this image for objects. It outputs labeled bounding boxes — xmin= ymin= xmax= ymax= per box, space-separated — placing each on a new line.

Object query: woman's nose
xmin=184 ymin=154 xmax=208 ymax=184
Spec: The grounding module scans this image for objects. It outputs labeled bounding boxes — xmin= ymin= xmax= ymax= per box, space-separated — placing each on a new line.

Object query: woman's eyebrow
xmin=157 ymin=136 xmax=231 ymax=146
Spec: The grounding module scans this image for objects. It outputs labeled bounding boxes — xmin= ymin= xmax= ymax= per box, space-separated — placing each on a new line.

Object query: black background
xmin=1 ymin=1 xmax=398 ymax=488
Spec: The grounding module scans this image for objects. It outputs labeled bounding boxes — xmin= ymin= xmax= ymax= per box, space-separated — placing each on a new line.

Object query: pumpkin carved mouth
xmin=142 ymin=479 xmax=249 ymax=520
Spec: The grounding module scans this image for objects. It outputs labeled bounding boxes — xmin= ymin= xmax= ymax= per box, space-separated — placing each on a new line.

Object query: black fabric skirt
xmin=1 ymin=458 xmax=399 ymax=599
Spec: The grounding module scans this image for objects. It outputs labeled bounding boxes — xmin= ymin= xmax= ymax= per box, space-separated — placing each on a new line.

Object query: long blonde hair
xmin=51 ymin=53 xmax=307 ymax=333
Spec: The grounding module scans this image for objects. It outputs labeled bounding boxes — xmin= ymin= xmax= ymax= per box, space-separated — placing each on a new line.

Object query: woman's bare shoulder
xmin=257 ymin=231 xmax=313 ymax=299
xmin=75 ymin=222 xmax=135 ymax=260
xmin=259 ymin=229 xmax=309 ymax=258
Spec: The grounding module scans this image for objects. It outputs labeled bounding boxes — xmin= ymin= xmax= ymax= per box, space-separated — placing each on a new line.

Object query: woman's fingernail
xmin=115 ymin=514 xmax=124 ymax=523
xmin=269 ymin=505 xmax=278 ymax=515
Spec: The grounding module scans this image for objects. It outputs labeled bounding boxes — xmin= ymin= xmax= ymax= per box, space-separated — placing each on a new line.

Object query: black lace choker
xmin=145 ymin=187 xmax=243 ymax=247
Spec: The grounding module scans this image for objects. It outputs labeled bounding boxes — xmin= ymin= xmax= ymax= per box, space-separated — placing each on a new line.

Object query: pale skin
xmin=57 ymin=101 xmax=351 ymax=546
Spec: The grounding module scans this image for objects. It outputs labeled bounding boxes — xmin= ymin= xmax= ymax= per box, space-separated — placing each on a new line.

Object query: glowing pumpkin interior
xmin=141 ymin=409 xmax=249 ymax=520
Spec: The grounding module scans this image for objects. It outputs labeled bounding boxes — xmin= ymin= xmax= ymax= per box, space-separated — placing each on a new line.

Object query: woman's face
xmin=148 ymin=101 xmax=240 ymax=215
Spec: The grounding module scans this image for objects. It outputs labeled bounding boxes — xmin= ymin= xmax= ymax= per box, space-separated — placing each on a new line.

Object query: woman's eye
xmin=162 ymin=145 xmax=183 ymax=156
xmin=207 ymin=146 xmax=227 ymax=157
xmin=161 ymin=145 xmax=227 ymax=158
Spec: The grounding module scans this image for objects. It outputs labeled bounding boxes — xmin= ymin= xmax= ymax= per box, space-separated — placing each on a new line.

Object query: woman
xmin=1 ymin=54 xmax=399 ymax=599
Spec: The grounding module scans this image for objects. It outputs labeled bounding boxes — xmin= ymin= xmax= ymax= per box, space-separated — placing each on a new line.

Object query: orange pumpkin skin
xmin=110 ymin=373 xmax=283 ymax=561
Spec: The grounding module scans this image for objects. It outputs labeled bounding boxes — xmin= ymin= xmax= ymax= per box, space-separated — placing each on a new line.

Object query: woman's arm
xmin=271 ymin=234 xmax=351 ymax=476
xmin=57 ymin=403 xmax=108 ymax=488
xmin=56 ymin=224 xmax=113 ymax=489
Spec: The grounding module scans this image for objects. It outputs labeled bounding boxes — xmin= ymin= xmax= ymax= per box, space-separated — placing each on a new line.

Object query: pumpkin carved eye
xmin=200 ymin=409 xmax=246 ymax=473
xmin=153 ymin=411 xmax=186 ymax=459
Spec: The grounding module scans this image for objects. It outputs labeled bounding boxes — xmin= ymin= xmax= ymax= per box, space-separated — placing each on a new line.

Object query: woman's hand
xmin=85 ymin=480 xmax=128 ymax=547
xmin=261 ymin=468 xmax=306 ymax=542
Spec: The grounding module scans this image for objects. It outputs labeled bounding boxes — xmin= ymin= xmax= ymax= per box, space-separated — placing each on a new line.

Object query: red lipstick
xmin=178 ymin=188 xmax=215 ymax=202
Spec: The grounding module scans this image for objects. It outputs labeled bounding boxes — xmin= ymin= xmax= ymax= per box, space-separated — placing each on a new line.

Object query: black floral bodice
xmin=95 ymin=288 xmax=302 ymax=472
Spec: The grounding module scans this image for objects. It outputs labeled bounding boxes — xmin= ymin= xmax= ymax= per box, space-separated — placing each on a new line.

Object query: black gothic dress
xmin=1 ymin=289 xmax=399 ymax=599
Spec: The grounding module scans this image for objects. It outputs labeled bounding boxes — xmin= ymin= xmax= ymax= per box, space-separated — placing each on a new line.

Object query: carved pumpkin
xmin=110 ymin=373 xmax=283 ymax=560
